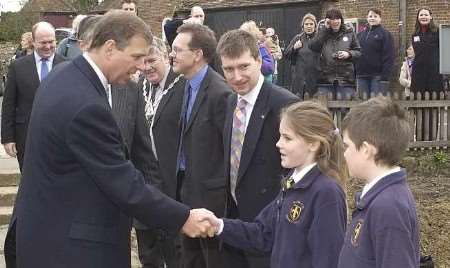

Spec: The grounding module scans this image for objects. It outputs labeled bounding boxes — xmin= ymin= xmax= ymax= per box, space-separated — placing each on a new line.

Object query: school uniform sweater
xmin=220 ymin=166 xmax=347 ymax=268
xmin=338 ymin=169 xmax=420 ymax=268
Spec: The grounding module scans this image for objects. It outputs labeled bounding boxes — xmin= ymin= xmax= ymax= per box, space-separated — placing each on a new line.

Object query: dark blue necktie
xmin=40 ymin=58 xmax=49 ymax=81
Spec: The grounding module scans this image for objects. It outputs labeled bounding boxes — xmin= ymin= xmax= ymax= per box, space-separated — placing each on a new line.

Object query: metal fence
xmin=304 ymin=91 xmax=450 ymax=149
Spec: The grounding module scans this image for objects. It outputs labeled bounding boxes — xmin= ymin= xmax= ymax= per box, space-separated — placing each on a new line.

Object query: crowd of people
xmin=0 ymin=0 xmax=441 ymax=267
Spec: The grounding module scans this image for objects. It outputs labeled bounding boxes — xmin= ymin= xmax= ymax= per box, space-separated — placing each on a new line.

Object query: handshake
xmin=181 ymin=208 xmax=222 ymax=238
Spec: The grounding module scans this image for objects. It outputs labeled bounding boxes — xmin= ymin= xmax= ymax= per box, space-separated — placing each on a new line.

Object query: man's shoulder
xmin=12 ymin=54 xmax=34 ymax=67
xmin=263 ymin=82 xmax=299 ymax=104
xmin=204 ymin=67 xmax=231 ymax=93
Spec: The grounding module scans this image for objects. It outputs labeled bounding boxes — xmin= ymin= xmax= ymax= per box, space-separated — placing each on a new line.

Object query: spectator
xmin=240 ymin=21 xmax=274 ymax=82
xmin=56 ymin=14 xmax=85 ymax=59
xmin=14 ymin=32 xmax=33 ymax=59
xmin=285 ymin=13 xmax=320 ymax=98
xmin=190 ymin=6 xmax=205 ymax=25
xmin=264 ymin=27 xmax=282 ymax=84
xmin=309 ymin=8 xmax=361 ymax=99
xmin=410 ymin=8 xmax=443 ymax=94
xmin=356 ymin=9 xmax=395 ymax=97
xmin=121 ymin=0 xmax=138 ymax=15
xmin=399 ymin=44 xmax=415 ymax=98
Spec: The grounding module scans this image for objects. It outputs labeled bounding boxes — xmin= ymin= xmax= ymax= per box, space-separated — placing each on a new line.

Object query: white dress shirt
xmin=236 ymin=74 xmax=264 ymax=132
xmin=34 ymin=52 xmax=55 ymax=82
xmin=83 ymin=53 xmax=112 ymax=107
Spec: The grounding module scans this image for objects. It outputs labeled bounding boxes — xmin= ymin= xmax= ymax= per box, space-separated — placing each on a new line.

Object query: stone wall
xmin=0 ymin=42 xmax=16 ymax=78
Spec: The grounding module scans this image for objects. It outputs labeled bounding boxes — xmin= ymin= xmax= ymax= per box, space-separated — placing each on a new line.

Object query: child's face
xmin=343 ymin=131 xmax=366 ymax=179
xmin=276 ymin=118 xmax=317 ymax=170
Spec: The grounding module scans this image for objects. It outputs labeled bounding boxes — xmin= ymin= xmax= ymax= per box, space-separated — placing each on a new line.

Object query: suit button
xmin=260 ymin=188 xmax=267 ymax=194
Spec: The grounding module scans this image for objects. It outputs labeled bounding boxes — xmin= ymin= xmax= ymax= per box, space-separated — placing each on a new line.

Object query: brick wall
xmin=139 ymin=0 xmax=182 ymax=38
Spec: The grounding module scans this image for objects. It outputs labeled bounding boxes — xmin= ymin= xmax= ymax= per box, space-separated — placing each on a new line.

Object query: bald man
xmin=1 ymin=21 xmax=65 ymax=268
xmin=1 ymin=21 xmax=65 ymax=170
xmin=190 ymin=6 xmax=205 ymax=24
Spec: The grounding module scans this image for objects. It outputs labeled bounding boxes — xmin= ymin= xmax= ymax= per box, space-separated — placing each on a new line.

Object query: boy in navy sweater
xmin=338 ymin=96 xmax=420 ymax=268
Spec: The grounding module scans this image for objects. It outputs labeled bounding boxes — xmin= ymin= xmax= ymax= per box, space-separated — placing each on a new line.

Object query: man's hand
xmin=3 ymin=143 xmax=17 ymax=158
xmin=181 ymin=208 xmax=219 ymax=238
xmin=337 ymin=51 xmax=350 ymax=60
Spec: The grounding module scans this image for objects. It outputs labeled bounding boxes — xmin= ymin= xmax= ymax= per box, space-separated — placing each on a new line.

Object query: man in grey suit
xmin=217 ymin=29 xmax=298 ymax=268
xmin=1 ymin=21 xmax=65 ymax=170
xmin=170 ymin=23 xmax=232 ymax=268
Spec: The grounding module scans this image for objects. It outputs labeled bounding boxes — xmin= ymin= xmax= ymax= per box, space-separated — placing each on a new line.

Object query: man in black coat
xmin=171 ymin=23 xmax=232 ymax=268
xmin=217 ymin=29 xmax=298 ymax=268
xmin=1 ymin=22 xmax=65 ymax=170
xmin=13 ymin=11 xmax=216 ymax=268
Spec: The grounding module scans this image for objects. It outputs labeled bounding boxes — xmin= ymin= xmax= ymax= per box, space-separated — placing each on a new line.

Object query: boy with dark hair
xmin=339 ymin=96 xmax=420 ymax=268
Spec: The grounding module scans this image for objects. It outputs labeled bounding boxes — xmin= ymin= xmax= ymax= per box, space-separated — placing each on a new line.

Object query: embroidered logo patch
xmin=351 ymin=219 xmax=364 ymax=247
xmin=287 ymin=201 xmax=304 ymax=223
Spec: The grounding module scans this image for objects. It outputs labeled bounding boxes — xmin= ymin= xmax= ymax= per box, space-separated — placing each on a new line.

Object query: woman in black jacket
xmin=411 ymin=8 xmax=443 ymax=94
xmin=285 ymin=13 xmax=320 ymax=99
xmin=309 ymin=8 xmax=361 ymax=99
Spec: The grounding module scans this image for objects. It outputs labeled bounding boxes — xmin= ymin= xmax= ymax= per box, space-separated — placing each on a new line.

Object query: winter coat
xmin=356 ymin=25 xmax=395 ymax=81
xmin=285 ymin=32 xmax=320 ymax=95
xmin=309 ymin=24 xmax=361 ymax=85
xmin=411 ymin=29 xmax=443 ymax=92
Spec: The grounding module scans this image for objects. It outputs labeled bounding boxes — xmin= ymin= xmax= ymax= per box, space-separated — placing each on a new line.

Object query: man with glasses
xmin=171 ymin=23 xmax=232 ymax=268
xmin=135 ymin=37 xmax=186 ymax=268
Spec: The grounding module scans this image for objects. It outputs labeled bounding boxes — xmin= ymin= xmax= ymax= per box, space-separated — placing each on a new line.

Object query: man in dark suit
xmin=13 ymin=11 xmax=216 ymax=268
xmin=1 ymin=22 xmax=65 ymax=268
xmin=170 ymin=23 xmax=232 ymax=268
xmin=217 ymin=29 xmax=298 ymax=268
xmin=135 ymin=37 xmax=186 ymax=268
xmin=1 ymin=21 xmax=65 ymax=170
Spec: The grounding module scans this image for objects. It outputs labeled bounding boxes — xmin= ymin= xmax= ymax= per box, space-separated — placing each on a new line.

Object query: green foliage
xmin=433 ymin=151 xmax=448 ymax=170
xmin=0 ymin=12 xmax=34 ymax=42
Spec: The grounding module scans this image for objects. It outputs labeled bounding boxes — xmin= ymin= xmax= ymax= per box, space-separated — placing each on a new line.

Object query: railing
xmin=304 ymin=91 xmax=450 ymax=149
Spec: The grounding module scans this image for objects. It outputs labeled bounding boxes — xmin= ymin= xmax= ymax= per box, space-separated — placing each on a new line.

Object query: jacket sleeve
xmin=308 ymin=186 xmax=347 ymax=268
xmin=284 ymin=34 xmax=301 ymax=63
xmin=347 ymin=32 xmax=362 ymax=61
xmin=219 ymin=199 xmax=277 ymax=253
xmin=66 ymin=103 xmax=190 ymax=231
xmin=381 ymin=30 xmax=395 ymax=81
xmin=309 ymin=28 xmax=329 ymax=53
xmin=1 ymin=61 xmax=18 ymax=144
xmin=259 ymin=44 xmax=274 ymax=75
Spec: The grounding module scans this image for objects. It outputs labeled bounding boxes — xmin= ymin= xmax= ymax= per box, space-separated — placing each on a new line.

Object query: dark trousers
xmin=223 ymin=199 xmax=271 ymax=268
xmin=4 ymin=221 xmax=17 ymax=268
xmin=136 ymin=228 xmax=180 ymax=268
xmin=181 ymin=236 xmax=238 ymax=268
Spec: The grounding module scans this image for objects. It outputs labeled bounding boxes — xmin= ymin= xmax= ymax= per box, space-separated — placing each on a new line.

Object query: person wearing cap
xmin=309 ymin=8 xmax=361 ymax=99
xmin=285 ymin=13 xmax=320 ymax=99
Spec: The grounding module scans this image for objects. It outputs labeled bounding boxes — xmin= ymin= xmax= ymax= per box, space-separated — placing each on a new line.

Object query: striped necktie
xmin=230 ymin=98 xmax=247 ymax=203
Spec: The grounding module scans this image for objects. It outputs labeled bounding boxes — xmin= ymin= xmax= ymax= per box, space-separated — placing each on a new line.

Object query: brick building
xmin=21 ymin=0 xmax=78 ymax=28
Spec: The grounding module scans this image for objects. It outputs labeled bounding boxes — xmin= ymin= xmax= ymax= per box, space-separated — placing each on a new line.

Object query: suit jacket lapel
xmin=237 ymin=83 xmax=270 ymax=181
xmin=153 ymin=69 xmax=179 ymax=126
xmin=224 ymin=94 xmax=237 ymax=176
xmin=72 ymin=56 xmax=108 ymax=99
xmin=28 ymin=55 xmax=40 ymax=90
xmin=184 ymin=68 xmax=209 ymax=133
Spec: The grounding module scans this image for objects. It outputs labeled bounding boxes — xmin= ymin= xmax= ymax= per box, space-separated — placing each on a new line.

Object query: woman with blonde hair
xmin=240 ymin=20 xmax=274 ymax=81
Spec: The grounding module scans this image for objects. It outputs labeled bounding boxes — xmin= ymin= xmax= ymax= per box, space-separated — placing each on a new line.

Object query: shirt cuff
xmin=216 ymin=218 xmax=224 ymax=235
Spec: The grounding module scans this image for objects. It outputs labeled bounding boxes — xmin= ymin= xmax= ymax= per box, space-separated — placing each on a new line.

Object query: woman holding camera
xmin=309 ymin=8 xmax=361 ymax=99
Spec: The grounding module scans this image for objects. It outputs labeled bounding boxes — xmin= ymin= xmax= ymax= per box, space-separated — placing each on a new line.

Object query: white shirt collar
xmin=237 ymin=74 xmax=264 ymax=106
xmin=360 ymin=167 xmax=401 ymax=198
xmin=83 ymin=52 xmax=109 ymax=91
xmin=292 ymin=163 xmax=317 ymax=184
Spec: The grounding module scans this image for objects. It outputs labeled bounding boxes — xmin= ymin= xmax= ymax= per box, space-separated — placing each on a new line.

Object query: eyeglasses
xmin=170 ymin=47 xmax=194 ymax=56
